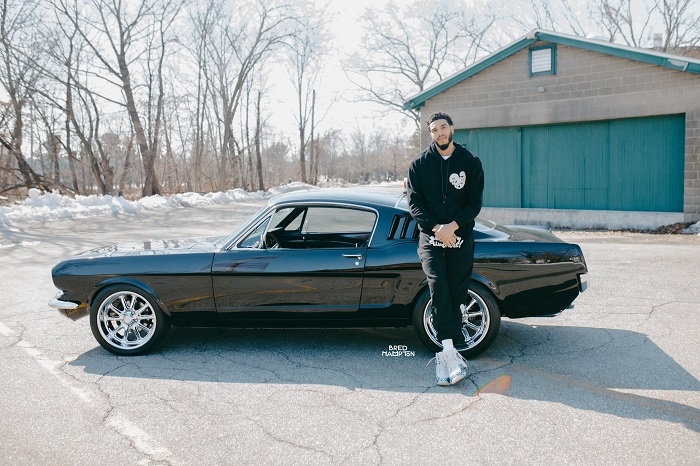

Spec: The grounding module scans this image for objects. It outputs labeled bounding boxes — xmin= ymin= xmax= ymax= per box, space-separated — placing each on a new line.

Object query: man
xmin=406 ymin=112 xmax=484 ymax=386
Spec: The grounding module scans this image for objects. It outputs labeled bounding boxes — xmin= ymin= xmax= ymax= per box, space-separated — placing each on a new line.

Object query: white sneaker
xmin=431 ymin=348 xmax=468 ymax=386
xmin=444 ymin=347 xmax=468 ymax=384
xmin=447 ymin=347 xmax=469 ymax=372
xmin=433 ymin=351 xmax=451 ymax=386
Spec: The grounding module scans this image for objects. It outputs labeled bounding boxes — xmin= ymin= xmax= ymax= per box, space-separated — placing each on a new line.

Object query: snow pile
xmin=0 ymin=182 xmax=317 ymax=225
xmin=683 ymin=220 xmax=700 ymax=236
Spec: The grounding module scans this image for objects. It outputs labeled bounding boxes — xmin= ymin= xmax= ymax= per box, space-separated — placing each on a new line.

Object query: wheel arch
xmin=471 ymin=273 xmax=501 ymax=300
xmin=414 ymin=273 xmax=502 ymax=304
xmin=88 ymin=278 xmax=169 ymax=315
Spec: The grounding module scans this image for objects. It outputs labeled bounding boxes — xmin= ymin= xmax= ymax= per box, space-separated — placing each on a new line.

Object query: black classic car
xmin=50 ymin=189 xmax=588 ymax=357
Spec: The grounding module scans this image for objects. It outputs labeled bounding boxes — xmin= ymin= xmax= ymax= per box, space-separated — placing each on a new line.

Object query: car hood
xmin=73 ymin=236 xmax=226 ymax=258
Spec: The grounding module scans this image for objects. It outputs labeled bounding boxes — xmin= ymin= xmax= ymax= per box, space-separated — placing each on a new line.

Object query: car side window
xmin=299 ymin=207 xmax=376 ymax=249
xmin=270 ymin=207 xmax=304 ymax=231
xmin=301 ymin=207 xmax=376 ymax=235
xmin=263 ymin=206 xmax=376 ymax=249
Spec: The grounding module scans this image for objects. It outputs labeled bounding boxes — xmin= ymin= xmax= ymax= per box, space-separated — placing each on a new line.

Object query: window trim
xmin=529 ymin=44 xmax=556 ymax=77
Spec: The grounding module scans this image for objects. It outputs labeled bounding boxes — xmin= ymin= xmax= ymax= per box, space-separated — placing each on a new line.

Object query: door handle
xmin=343 ymin=253 xmax=363 ymax=261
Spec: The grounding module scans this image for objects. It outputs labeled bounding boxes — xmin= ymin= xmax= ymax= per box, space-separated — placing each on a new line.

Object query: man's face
xmin=428 ymin=119 xmax=454 ymax=150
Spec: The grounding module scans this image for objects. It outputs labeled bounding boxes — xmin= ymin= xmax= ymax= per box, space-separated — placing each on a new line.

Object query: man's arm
xmin=453 ymin=157 xmax=484 ymax=229
xmin=406 ymin=161 xmax=438 ymax=233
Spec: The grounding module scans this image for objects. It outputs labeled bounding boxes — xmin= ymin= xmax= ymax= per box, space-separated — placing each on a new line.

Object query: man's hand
xmin=433 ymin=221 xmax=459 ymax=247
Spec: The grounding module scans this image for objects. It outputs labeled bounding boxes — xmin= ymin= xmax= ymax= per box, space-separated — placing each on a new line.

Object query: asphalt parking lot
xmin=0 ymin=192 xmax=698 ymax=465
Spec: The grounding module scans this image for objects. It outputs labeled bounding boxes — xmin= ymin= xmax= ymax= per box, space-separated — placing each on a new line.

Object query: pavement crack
xmin=248 ymin=416 xmax=334 ymax=461
xmin=363 ymin=386 xmax=438 ymax=462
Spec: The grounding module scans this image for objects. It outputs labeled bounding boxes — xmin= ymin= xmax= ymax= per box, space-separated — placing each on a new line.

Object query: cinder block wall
xmin=687 ymin=110 xmax=700 ymax=216
xmin=420 ymin=44 xmax=700 ymax=220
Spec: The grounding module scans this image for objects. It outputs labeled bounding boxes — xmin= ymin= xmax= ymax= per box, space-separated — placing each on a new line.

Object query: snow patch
xmin=682 ymin=220 xmax=700 ymax=236
xmin=0 ymin=183 xmax=320 ymax=225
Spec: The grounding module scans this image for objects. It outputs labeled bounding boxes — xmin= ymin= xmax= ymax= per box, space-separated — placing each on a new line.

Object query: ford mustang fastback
xmin=50 ymin=189 xmax=588 ymax=356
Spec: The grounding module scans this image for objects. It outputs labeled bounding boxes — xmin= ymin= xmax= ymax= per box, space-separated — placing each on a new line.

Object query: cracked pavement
xmin=1 ymin=186 xmax=699 ymax=465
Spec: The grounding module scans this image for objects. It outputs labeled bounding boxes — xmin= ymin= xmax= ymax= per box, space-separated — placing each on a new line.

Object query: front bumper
xmin=48 ymin=299 xmax=78 ymax=310
xmin=49 ymin=293 xmax=88 ymax=320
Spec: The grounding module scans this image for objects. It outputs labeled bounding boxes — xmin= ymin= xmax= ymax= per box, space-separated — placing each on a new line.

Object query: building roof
xmin=403 ymin=29 xmax=700 ymax=110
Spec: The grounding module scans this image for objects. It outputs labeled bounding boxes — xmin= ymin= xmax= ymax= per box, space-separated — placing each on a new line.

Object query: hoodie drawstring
xmin=441 ymin=157 xmax=449 ymax=205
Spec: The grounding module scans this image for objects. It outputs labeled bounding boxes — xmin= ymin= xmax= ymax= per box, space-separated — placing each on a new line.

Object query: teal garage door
xmin=455 ymin=114 xmax=685 ymax=212
xmin=455 ymin=127 xmax=522 ymax=208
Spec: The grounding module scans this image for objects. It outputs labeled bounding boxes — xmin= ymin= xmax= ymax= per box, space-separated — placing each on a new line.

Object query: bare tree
xmin=36 ymin=10 xmax=120 ymax=196
xmin=284 ymin=3 xmax=330 ymax=184
xmin=42 ymin=11 xmax=86 ymax=193
xmin=596 ymin=0 xmax=658 ymax=46
xmin=55 ymin=0 xmax=185 ymax=197
xmin=241 ymin=78 xmax=254 ymax=190
xmin=116 ymin=132 xmax=134 ymax=194
xmin=345 ymin=0 xmax=494 ymax=131
xmin=594 ymin=0 xmax=700 ymax=52
xmin=199 ymin=0 xmax=296 ymax=191
xmin=31 ymin=96 xmax=64 ymax=182
xmin=313 ymin=128 xmax=342 ymax=183
xmin=186 ymin=0 xmax=217 ymax=192
xmin=659 ymin=0 xmax=700 ymax=52
xmin=253 ymin=89 xmax=265 ymax=191
xmin=0 ymin=0 xmax=59 ymax=194
xmin=509 ymin=0 xmax=590 ymax=38
xmin=260 ymin=139 xmax=291 ymax=187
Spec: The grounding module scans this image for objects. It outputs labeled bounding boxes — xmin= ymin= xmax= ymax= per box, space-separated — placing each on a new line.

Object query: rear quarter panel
xmin=474 ymin=241 xmax=587 ymax=317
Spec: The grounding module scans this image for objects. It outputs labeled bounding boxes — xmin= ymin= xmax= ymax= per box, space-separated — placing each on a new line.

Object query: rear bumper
xmin=579 ymin=273 xmax=589 ymax=293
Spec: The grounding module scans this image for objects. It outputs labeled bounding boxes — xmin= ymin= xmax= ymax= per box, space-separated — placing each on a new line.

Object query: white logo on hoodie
xmin=449 ymin=171 xmax=466 ymax=189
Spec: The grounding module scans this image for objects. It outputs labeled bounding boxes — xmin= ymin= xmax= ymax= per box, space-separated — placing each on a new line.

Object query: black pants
xmin=418 ymin=232 xmax=475 ymax=346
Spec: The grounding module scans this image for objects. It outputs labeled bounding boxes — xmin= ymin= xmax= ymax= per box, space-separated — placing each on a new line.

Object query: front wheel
xmin=90 ymin=285 xmax=171 ymax=356
xmin=413 ymin=282 xmax=501 ymax=359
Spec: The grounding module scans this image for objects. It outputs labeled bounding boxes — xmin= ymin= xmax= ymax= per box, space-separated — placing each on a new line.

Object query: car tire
xmin=412 ymin=281 xmax=501 ymax=359
xmin=90 ymin=285 xmax=171 ymax=356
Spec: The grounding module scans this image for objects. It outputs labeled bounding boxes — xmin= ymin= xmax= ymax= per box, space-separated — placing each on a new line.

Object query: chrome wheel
xmin=423 ymin=289 xmax=491 ymax=351
xmin=96 ymin=291 xmax=157 ymax=351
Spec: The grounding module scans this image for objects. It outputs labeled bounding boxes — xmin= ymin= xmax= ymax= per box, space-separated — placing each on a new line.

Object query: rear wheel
xmin=413 ymin=282 xmax=501 ymax=359
xmin=90 ymin=285 xmax=170 ymax=356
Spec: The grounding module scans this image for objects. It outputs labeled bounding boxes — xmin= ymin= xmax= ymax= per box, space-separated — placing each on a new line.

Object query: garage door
xmin=455 ymin=114 xmax=685 ymax=212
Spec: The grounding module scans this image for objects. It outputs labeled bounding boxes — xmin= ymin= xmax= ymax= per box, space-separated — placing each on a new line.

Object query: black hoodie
xmin=406 ymin=141 xmax=484 ymax=237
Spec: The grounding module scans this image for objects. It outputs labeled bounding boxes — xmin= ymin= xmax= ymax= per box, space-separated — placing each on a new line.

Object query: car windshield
xmin=219 ymin=204 xmax=271 ymax=248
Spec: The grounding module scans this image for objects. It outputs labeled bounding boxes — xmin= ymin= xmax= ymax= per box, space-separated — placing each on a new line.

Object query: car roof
xmin=268 ymin=188 xmax=406 ymax=209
